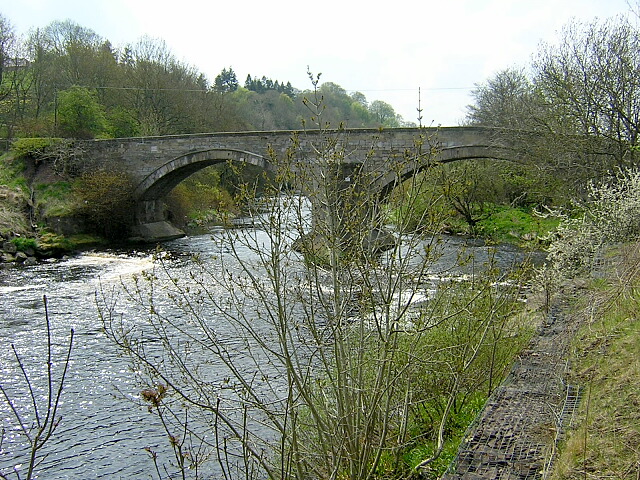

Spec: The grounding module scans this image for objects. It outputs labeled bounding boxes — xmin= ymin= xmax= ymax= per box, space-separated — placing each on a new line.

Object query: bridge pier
xmin=293 ymin=162 xmax=396 ymax=262
xmin=129 ymin=199 xmax=186 ymax=243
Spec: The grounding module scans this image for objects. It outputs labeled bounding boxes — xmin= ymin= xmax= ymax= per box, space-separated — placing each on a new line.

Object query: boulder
xmin=129 ymin=221 xmax=186 ymax=243
xmin=24 ymin=256 xmax=38 ymax=266
xmin=2 ymin=241 xmax=17 ymax=254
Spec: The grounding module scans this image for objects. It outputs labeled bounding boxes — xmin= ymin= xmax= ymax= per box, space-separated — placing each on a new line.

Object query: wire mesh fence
xmin=442 ymin=306 xmax=583 ymax=480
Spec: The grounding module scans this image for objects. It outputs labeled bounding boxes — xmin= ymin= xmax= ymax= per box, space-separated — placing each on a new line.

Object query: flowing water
xmin=0 ymin=226 xmax=533 ymax=479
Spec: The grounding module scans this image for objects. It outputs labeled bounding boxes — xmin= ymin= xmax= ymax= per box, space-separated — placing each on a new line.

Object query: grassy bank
xmin=550 ymin=243 xmax=640 ymax=479
xmin=475 ymin=205 xmax=561 ymax=246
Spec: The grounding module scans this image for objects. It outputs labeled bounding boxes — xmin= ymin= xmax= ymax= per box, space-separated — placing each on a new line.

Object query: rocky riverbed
xmin=1 ymin=234 xmax=39 ymax=266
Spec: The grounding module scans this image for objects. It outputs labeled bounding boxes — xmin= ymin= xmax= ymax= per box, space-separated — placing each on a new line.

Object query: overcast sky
xmin=1 ymin=0 xmax=634 ymax=126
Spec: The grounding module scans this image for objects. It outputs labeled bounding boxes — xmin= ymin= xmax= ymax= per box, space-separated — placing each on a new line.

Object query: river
xmin=0 ymin=225 xmax=533 ymax=479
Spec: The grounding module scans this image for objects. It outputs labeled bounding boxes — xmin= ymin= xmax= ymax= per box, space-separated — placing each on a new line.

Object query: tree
xmin=369 ymin=100 xmax=400 ymax=127
xmin=534 ymin=16 xmax=640 ymax=166
xmin=99 ymin=76 xmax=531 ymax=479
xmin=466 ymin=68 xmax=538 ymax=129
xmin=123 ymin=36 xmax=208 ymax=135
xmin=0 ymin=14 xmax=26 ymax=138
xmin=214 ymin=67 xmax=239 ymax=93
xmin=464 ymin=16 xmax=640 ymax=202
xmin=0 ymin=14 xmax=17 ymax=99
xmin=56 ymin=85 xmax=107 ymax=138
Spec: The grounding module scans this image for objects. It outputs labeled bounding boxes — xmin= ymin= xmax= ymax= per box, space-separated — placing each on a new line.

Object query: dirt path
xmin=441 ymin=297 xmax=584 ymax=480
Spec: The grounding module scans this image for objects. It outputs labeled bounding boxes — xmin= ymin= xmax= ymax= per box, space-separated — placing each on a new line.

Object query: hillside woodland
xmin=0 ymin=15 xmax=410 ymax=142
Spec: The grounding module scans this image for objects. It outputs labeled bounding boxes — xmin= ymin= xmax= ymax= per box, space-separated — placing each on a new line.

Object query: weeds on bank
xmin=550 ymin=244 xmax=640 ymax=480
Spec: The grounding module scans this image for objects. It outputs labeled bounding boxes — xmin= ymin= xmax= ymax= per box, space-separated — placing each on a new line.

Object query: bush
xmin=72 ymin=170 xmax=135 ymax=240
xmin=10 ymin=236 xmax=38 ymax=252
xmin=11 ymin=138 xmax=66 ymax=160
xmin=545 ymin=167 xmax=640 ymax=275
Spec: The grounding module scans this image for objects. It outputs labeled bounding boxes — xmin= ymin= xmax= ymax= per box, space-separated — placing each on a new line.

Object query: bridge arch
xmin=373 ymin=144 xmax=519 ymax=199
xmin=135 ymin=148 xmax=270 ymax=200
xmin=134 ymin=148 xmax=269 ymax=225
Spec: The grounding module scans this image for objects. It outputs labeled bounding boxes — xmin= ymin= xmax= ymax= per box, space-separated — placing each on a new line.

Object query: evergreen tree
xmin=214 ymin=67 xmax=239 ymax=93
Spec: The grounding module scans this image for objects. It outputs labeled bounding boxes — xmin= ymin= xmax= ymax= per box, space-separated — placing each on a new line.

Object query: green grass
xmin=401 ymin=393 xmax=487 ymax=478
xmin=0 ymin=153 xmax=28 ymax=190
xmin=34 ymin=181 xmax=75 ymax=217
xmin=0 ymin=153 xmax=31 ymax=235
xmin=550 ymin=244 xmax=640 ymax=479
xmin=476 ymin=205 xmax=561 ymax=246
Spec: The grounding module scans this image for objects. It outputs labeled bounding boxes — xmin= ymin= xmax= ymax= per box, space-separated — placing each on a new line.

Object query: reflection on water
xmin=0 ymin=250 xmax=161 ymax=480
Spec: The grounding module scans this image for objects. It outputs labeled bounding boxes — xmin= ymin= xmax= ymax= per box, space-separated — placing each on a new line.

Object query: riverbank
xmin=0 ymin=233 xmax=39 ymax=265
xmin=442 ymin=242 xmax=640 ymax=479
xmin=442 ymin=278 xmax=584 ymax=478
xmin=1 ymin=145 xmax=564 ymax=266
xmin=548 ymin=243 xmax=640 ymax=479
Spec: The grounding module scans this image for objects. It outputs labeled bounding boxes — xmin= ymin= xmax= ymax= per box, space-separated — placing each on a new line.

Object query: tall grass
xmin=550 ymin=243 xmax=640 ymax=479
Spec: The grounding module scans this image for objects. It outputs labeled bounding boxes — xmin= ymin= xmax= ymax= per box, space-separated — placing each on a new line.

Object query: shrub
xmin=72 ymin=170 xmax=135 ymax=240
xmin=11 ymin=138 xmax=66 ymax=160
xmin=10 ymin=236 xmax=38 ymax=252
xmin=545 ymin=167 xmax=640 ymax=275
xmin=10 ymin=138 xmax=83 ymax=174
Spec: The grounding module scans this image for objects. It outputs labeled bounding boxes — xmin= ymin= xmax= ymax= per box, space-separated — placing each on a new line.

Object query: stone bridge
xmin=79 ymin=126 xmax=517 ymax=241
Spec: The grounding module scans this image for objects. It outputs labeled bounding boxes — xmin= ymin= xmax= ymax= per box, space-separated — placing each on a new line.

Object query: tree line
xmin=0 ymin=15 xmax=409 ymax=141
xmin=465 ymin=11 xmax=640 ymax=197
xmin=405 ymin=9 xmax=640 ymax=240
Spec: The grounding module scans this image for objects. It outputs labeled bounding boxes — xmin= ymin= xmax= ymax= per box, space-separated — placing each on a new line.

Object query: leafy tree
xmin=56 ymin=85 xmax=107 ymax=138
xmin=545 ymin=166 xmax=640 ymax=276
xmin=351 ymin=91 xmax=368 ymax=108
xmin=369 ymin=99 xmax=400 ymax=127
xmin=437 ymin=161 xmax=491 ymax=232
xmin=350 ymin=100 xmax=372 ymax=125
xmin=22 ymin=28 xmax=56 ymax=127
xmin=244 ymin=74 xmax=297 ymax=97
xmin=105 ymin=106 xmax=140 ymax=137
